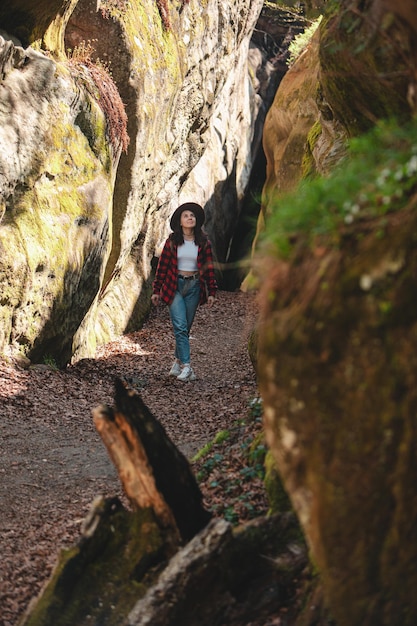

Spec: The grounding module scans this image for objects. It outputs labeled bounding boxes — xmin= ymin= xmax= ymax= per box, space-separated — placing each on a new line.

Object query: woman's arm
xmin=202 ymin=240 xmax=217 ymax=299
xmin=152 ymin=239 xmax=172 ymax=295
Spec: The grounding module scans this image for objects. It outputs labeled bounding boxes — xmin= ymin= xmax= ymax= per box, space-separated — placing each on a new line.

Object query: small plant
xmin=195 ymin=452 xmax=224 ymax=482
xmin=42 ymin=354 xmax=59 ymax=370
xmin=248 ymin=396 xmax=263 ymax=420
xmin=248 ymin=439 xmax=267 ymax=468
xmin=98 ymin=0 xmax=128 ymax=20
xmin=287 ymin=16 xmax=322 ymax=67
xmin=191 ymin=395 xmax=269 ymax=526
xmin=67 ymin=39 xmax=99 ymax=64
xmin=224 ymin=505 xmax=239 ymax=524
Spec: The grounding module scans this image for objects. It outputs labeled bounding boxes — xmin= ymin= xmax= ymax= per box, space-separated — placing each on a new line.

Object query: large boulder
xmin=258 ymin=181 xmax=417 ymax=626
xmin=258 ymin=0 xmax=416 ymax=238
xmin=256 ymin=1 xmax=417 ymax=623
xmin=247 ymin=17 xmax=347 ymax=280
xmin=0 ymin=37 xmax=117 ymax=365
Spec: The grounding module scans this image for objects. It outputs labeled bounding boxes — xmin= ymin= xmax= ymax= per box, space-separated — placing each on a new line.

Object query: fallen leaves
xmin=0 ymin=290 xmax=267 ymax=626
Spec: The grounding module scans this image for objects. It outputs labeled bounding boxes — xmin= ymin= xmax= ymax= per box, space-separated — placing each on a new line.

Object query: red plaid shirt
xmin=152 ymin=237 xmax=217 ymax=305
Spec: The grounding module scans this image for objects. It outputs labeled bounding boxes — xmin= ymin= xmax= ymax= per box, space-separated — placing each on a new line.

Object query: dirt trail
xmin=0 ymin=290 xmax=260 ymax=626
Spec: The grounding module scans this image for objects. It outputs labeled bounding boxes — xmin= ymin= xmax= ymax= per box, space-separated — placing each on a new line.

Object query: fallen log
xmin=126 ymin=512 xmax=308 ymax=626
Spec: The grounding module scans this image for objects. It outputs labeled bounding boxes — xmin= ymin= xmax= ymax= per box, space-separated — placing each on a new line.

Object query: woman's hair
xmin=170 ymin=214 xmax=208 ymax=247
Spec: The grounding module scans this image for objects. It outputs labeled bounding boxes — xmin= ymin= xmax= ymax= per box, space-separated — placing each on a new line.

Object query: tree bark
xmin=93 ymin=378 xmax=212 ymax=544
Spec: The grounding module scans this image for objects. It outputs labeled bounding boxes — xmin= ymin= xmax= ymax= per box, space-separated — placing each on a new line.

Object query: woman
xmin=151 ymin=202 xmax=217 ymax=382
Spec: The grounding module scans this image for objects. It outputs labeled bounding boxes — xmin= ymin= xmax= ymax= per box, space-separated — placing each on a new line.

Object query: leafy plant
xmin=287 ymin=16 xmax=322 ymax=67
xmin=224 ymin=505 xmax=239 ymax=524
xmin=262 ymin=119 xmax=417 ymax=259
xmin=98 ymin=0 xmax=128 ymax=20
xmin=248 ymin=396 xmax=263 ymax=420
xmin=42 ymin=354 xmax=59 ymax=370
xmin=192 ymin=396 xmax=268 ymax=525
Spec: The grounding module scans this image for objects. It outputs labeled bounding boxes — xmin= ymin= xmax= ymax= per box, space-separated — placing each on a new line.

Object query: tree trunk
xmin=93 ymin=378 xmax=212 ymax=545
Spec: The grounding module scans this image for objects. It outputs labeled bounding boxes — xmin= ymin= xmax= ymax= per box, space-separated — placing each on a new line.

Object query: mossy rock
xmin=258 ymin=200 xmax=417 ymax=625
xmin=319 ymin=0 xmax=413 ymax=135
xmin=264 ymin=450 xmax=292 ymax=515
xmin=22 ymin=498 xmax=168 ymax=626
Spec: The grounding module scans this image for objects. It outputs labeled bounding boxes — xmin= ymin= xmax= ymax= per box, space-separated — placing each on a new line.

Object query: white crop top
xmin=177 ymin=240 xmax=198 ymax=272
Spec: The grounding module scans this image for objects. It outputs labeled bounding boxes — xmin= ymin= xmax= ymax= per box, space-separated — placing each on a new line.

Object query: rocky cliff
xmin=261 ymin=0 xmax=415 ymax=205
xmin=1 ymin=0 xmax=277 ymax=366
xmin=257 ymin=1 xmax=417 ymax=624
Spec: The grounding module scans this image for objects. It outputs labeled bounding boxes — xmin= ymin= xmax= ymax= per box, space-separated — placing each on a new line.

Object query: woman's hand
xmin=151 ymin=294 xmax=160 ymax=306
xmin=207 ymin=295 xmax=215 ymax=308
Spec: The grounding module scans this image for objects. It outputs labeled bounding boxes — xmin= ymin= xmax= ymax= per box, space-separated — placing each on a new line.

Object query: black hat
xmin=170 ymin=202 xmax=205 ymax=230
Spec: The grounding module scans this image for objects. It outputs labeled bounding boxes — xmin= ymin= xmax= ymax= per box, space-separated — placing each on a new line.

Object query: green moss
xmin=260 ymin=119 xmax=417 ymax=259
xmin=302 ymin=120 xmax=322 ymax=178
xmin=48 ymin=93 xmax=111 ymax=175
xmin=23 ymin=503 xmax=166 ymax=626
xmin=118 ymin=1 xmax=182 ymax=82
xmin=248 ymin=430 xmax=266 ymax=461
xmin=319 ymin=2 xmax=411 ymax=135
xmin=307 ymin=120 xmax=322 ymax=150
xmin=5 ymin=185 xmax=83 ymax=277
xmin=191 ymin=429 xmax=231 ymax=462
xmin=6 ymin=95 xmax=110 ymax=265
xmin=0 ymin=81 xmax=113 ymax=359
xmin=264 ymin=451 xmax=292 ymax=515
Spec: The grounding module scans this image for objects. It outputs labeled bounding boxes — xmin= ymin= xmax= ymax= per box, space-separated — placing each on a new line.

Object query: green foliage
xmin=224 ymin=505 xmax=239 ymax=524
xmin=248 ymin=396 xmax=263 ymax=419
xmin=42 ymin=354 xmax=59 ymax=370
xmin=195 ymin=452 xmax=224 ymax=483
xmin=240 ymin=431 xmax=267 ymax=479
xmin=287 ymin=16 xmax=322 ymax=67
xmin=248 ymin=435 xmax=267 ymax=467
xmin=191 ymin=430 xmax=230 ymax=463
xmin=262 ymin=119 xmax=417 ymax=258
xmin=192 ymin=397 xmax=268 ymax=525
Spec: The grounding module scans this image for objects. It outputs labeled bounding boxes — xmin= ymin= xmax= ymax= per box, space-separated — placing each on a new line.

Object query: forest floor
xmin=0 ymin=289 xmax=269 ymax=626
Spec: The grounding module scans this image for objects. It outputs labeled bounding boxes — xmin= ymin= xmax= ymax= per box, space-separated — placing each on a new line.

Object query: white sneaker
xmin=177 ymin=365 xmax=196 ymax=382
xmin=169 ymin=361 xmax=181 ymax=377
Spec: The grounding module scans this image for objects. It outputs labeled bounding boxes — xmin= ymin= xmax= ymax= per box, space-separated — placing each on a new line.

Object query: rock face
xmin=0 ymin=37 xmax=117 ymax=366
xmin=258 ymin=199 xmax=417 ymax=626
xmin=0 ymin=0 xmax=267 ymax=365
xmin=263 ymin=28 xmax=346 ymax=202
xmin=250 ymin=20 xmax=348 ymax=269
xmin=257 ymin=1 xmax=417 ymax=625
xmin=258 ymin=0 xmax=415 ymax=235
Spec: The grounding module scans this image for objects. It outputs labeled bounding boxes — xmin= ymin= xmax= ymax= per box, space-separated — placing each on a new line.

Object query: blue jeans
xmin=169 ymin=276 xmax=200 ymax=364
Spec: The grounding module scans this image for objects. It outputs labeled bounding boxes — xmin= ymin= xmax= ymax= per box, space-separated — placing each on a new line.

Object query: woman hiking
xmin=151 ymin=202 xmax=217 ymax=381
